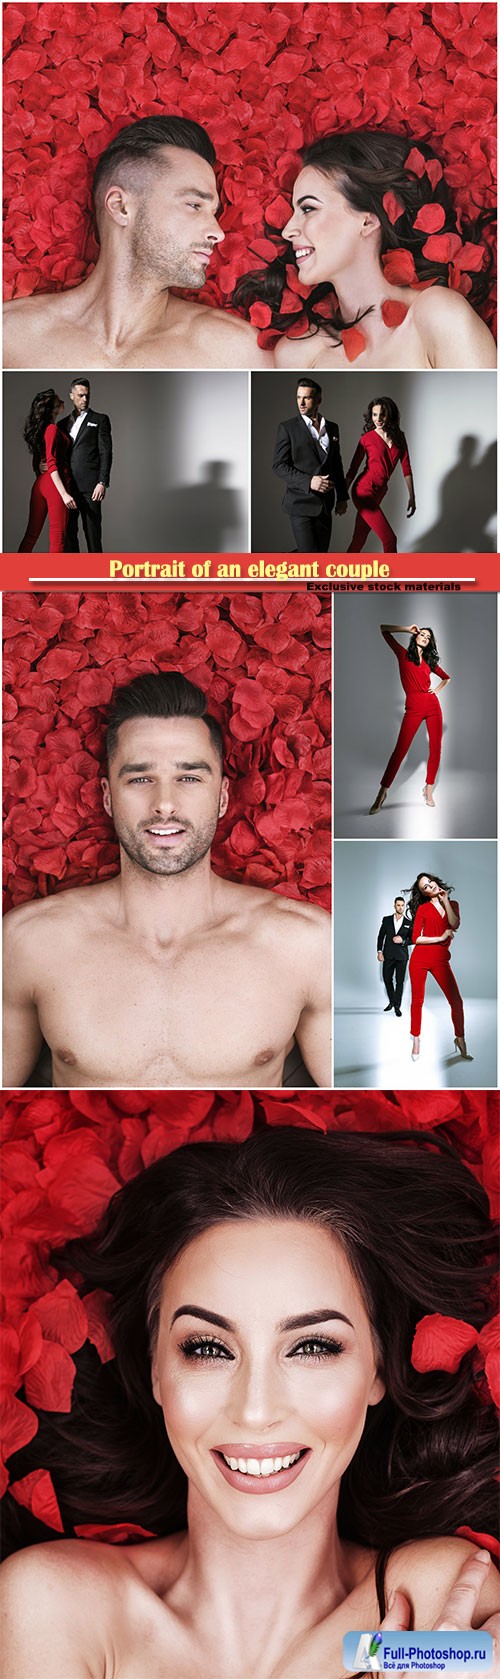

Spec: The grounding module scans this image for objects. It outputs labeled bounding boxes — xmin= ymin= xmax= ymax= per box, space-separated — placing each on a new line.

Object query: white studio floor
xmin=334 ymin=996 xmax=497 ymax=1088
xmin=334 ymin=766 xmax=497 ymax=840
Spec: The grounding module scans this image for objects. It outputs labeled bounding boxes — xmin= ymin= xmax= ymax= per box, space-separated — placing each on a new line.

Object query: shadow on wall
xmin=161 ymin=460 xmax=245 ymax=553
xmin=413 ymin=435 xmax=497 ymax=553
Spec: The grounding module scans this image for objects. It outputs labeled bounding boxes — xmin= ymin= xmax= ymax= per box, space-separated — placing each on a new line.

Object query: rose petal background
xmin=3 ymin=589 xmax=331 ymax=909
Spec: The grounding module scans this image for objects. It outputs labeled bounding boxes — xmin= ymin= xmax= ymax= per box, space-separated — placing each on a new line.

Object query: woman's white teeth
xmin=222 ymin=1452 xmax=301 ymax=1475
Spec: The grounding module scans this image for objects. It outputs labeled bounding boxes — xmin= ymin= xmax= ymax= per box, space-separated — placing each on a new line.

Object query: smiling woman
xmin=235 ymin=130 xmax=497 ymax=370
xmin=1 ymin=1127 xmax=498 ymax=1678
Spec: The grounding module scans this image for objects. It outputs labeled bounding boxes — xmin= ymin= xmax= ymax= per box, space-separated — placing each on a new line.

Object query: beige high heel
xmin=369 ymin=787 xmax=387 ymax=815
xmin=411 ymin=1037 xmax=420 ymax=1061
xmin=454 ymin=1037 xmax=473 ymax=1060
xmin=423 ymin=784 xmax=436 ymax=807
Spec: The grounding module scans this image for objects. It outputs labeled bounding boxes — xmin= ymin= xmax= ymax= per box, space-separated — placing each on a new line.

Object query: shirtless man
xmin=3 ymin=672 xmax=331 ymax=1089
xmin=3 ymin=116 xmax=270 ymax=372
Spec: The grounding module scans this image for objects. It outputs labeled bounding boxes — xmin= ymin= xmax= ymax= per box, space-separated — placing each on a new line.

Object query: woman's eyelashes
xmin=178 ymin=1334 xmax=346 ymax=1365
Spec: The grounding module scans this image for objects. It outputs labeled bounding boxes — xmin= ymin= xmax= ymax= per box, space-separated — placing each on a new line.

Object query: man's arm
xmin=2 ymin=912 xmax=43 ymax=1087
xmin=97 ymin=413 xmax=112 ymax=486
xmin=377 ymin=918 xmax=386 ymax=958
xmin=272 ymin=423 xmax=313 ymax=494
xmin=330 ymin=428 xmax=349 ymax=503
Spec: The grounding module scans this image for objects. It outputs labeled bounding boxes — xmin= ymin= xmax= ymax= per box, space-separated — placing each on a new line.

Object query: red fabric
xmin=3 ymin=590 xmax=331 ymax=911
xmin=347 ymin=502 xmax=398 ymax=554
xmin=348 ymin=432 xmax=412 ymax=492
xmin=409 ymin=905 xmax=464 ymax=1037
xmin=18 ymin=472 xmax=68 ymax=554
xmin=381 ymin=700 xmax=443 ymax=787
xmin=0 ymin=1089 xmax=498 ymax=1515
xmin=383 ymin=631 xmax=450 ymax=688
xmin=3 ymin=4 xmax=496 ymax=342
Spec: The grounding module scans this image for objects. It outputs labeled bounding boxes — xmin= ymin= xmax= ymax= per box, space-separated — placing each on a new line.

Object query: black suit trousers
xmin=64 ymin=489 xmax=103 ymax=553
xmin=382 ymin=956 xmax=408 ymax=1009
xmin=289 ymin=503 xmax=332 ymax=552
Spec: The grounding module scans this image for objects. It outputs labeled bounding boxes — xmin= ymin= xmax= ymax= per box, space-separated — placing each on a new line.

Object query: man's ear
xmin=218 ymin=775 xmax=230 ymax=820
xmin=103 ymin=183 xmax=134 ymax=228
xmin=101 ymin=775 xmax=112 ymax=818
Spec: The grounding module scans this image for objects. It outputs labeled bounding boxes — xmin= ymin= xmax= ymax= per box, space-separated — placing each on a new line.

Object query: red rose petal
xmin=405 ymin=146 xmax=426 ymax=178
xmin=24 ymin=1340 xmax=76 ymax=1412
xmin=381 ymin=300 xmax=409 ymax=328
xmin=422 ymin=233 xmax=462 ymax=263
xmin=75 ymin=1523 xmax=155 ymax=1543
xmin=10 ymin=1469 xmax=64 ymax=1532
xmin=340 ymin=326 xmax=366 ymax=362
xmin=411 ymin=1314 xmax=479 ymax=1375
xmin=383 ymin=191 xmax=404 ymax=225
xmin=413 ymin=204 xmax=446 ymax=234
xmin=382 ymin=248 xmax=418 ymax=286
xmin=32 ymin=1280 xmax=88 ymax=1352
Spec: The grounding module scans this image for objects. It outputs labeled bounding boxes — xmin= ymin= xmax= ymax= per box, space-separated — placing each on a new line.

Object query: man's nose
xmin=208 ymin=218 xmax=225 ymax=246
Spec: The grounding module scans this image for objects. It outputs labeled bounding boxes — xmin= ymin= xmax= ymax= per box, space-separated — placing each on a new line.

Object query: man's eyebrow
xmin=117 ymin=762 xmax=155 ymax=777
xmin=170 ymin=1306 xmax=354 ymax=1332
xmin=173 ymin=759 xmax=213 ymax=773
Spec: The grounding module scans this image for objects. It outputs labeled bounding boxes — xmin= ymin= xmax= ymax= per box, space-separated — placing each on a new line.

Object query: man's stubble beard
xmin=131 ymin=206 xmax=206 ymax=290
xmin=112 ymin=809 xmax=219 ymax=878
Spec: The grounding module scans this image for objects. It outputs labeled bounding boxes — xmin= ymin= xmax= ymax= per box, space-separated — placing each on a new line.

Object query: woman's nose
xmin=228 ymin=1359 xmax=285 ymax=1433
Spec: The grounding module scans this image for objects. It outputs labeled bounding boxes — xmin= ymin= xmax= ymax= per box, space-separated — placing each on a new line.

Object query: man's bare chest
xmin=39 ymin=928 xmax=300 ymax=1087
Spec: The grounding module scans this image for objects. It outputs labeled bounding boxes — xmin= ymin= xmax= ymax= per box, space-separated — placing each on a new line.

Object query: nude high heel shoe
xmin=423 ymin=784 xmax=436 ymax=807
xmin=454 ymin=1036 xmax=473 ymax=1060
xmin=411 ymin=1037 xmax=420 ymax=1060
xmin=369 ymin=788 xmax=387 ymax=815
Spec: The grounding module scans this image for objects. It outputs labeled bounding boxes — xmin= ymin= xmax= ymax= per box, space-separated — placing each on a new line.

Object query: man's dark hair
xmin=92 ymin=116 xmax=216 ymax=213
xmin=105 ymin=672 xmax=224 ymax=769
xmin=70 ymin=376 xmax=90 ymax=392
xmin=296 ymin=377 xmax=322 ymax=398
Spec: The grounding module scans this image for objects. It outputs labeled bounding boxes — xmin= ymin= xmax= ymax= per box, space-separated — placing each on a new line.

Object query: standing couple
xmin=18 ymin=378 xmax=112 ymax=554
xmin=272 ymin=380 xmax=415 ymax=554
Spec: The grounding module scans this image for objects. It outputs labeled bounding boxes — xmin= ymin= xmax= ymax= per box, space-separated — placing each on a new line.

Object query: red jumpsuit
xmin=18 ymin=423 xmax=71 ymax=554
xmin=381 ymin=632 xmax=449 ymax=789
xmin=347 ymin=430 xmax=412 ymax=553
xmin=409 ymin=900 xmax=464 ymax=1037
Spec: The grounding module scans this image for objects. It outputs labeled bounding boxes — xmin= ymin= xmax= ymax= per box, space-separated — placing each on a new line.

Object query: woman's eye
xmin=289 ymin=1338 xmax=344 ymax=1362
xmin=180 ymin=1336 xmax=234 ymax=1362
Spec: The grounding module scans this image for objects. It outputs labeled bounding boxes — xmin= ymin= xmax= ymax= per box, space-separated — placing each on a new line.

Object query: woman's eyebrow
xmin=296 ymin=193 xmax=322 ymax=206
xmin=170 ymin=1306 xmax=234 ymax=1331
xmin=170 ymin=1306 xmax=354 ymax=1331
xmin=278 ymin=1309 xmax=354 ymax=1331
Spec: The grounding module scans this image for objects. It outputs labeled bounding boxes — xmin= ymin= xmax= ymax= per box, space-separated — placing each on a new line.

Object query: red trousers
xmin=19 ymin=474 xmax=68 ymax=554
xmin=409 ymin=948 xmax=465 ymax=1037
xmin=347 ymin=486 xmax=397 ymax=553
xmin=382 ymin=698 xmax=442 ymax=788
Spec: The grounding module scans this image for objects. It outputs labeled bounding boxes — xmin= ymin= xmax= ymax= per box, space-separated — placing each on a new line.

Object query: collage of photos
xmin=1 ymin=3 xmax=499 ymax=1677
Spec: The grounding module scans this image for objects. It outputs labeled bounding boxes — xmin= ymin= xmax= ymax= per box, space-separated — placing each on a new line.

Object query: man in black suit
xmin=59 ymin=377 xmax=112 ymax=552
xmin=272 ymin=378 xmax=348 ymax=552
xmin=377 ymin=896 xmax=413 ymax=1016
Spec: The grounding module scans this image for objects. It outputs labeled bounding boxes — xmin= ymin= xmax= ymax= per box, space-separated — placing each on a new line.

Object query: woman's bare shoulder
xmin=0 ymin=1541 xmax=122 ymax=1678
xmin=387 ymin=1536 xmax=500 ymax=1627
xmin=411 ymin=287 xmax=497 ymax=368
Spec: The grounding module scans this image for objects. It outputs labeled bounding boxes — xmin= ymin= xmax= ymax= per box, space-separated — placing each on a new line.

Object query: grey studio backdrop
xmin=251 ymin=372 xmax=497 ymax=554
xmin=4 ymin=372 xmax=249 ymax=553
xmin=333 ymin=592 xmax=497 ymax=839
xmin=334 ymin=839 xmax=497 ymax=1088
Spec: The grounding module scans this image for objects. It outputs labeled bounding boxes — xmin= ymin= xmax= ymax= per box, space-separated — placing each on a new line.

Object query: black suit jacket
xmin=377 ymin=913 xmax=413 ymax=962
xmin=58 ymin=408 xmax=112 ymax=492
xmin=272 ymin=414 xmax=348 ymax=517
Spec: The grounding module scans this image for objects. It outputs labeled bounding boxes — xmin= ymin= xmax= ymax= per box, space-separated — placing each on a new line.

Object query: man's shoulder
xmin=3 ymin=288 xmax=76 ymax=366
xmin=230 ymin=881 xmax=330 ymax=943
xmin=172 ymin=298 xmax=272 ymax=367
xmin=3 ymin=882 xmax=113 ymax=944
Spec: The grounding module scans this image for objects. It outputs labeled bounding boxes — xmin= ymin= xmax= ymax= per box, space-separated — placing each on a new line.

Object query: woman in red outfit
xmin=346 ymin=398 xmax=415 ymax=552
xmin=18 ymin=389 xmax=76 ymax=553
xmin=370 ymin=623 xmax=450 ymax=814
xmin=407 ymin=872 xmax=470 ymax=1063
